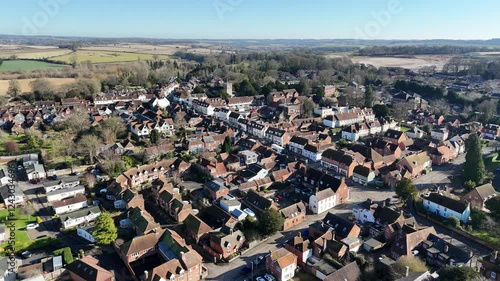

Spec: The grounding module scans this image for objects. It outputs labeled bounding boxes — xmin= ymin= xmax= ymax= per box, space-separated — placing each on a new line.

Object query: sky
xmin=0 ymin=0 xmax=499 ymax=40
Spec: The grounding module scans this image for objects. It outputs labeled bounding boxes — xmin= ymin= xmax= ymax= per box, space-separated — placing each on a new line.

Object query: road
xmin=413 ymin=144 xmax=497 ymax=190
xmin=204 ymin=185 xmax=396 ymax=281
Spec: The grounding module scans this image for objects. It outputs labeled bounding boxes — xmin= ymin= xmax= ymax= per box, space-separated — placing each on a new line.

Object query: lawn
xmin=49 ymin=50 xmax=169 ymax=64
xmin=400 ymin=126 xmax=411 ymax=132
xmin=0 ymin=60 xmax=67 ymax=72
xmin=484 ymin=152 xmax=500 ymax=173
xmin=0 ymin=208 xmax=36 ymax=252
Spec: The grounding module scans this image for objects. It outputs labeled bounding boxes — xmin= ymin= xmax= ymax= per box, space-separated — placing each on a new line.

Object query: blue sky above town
xmin=0 ymin=0 xmax=499 ymax=39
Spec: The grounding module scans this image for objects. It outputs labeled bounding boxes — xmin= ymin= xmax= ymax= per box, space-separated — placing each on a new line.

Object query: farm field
xmin=49 ymin=50 xmax=170 ymax=64
xmin=80 ymin=43 xmax=222 ymax=55
xmin=349 ymin=55 xmax=452 ymax=70
xmin=0 ymin=46 xmax=72 ymax=59
xmin=0 ymin=60 xmax=67 ymax=72
xmin=0 ymin=78 xmax=76 ymax=95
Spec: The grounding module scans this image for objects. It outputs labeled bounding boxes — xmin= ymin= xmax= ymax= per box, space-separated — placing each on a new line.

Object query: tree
xmin=364 ymin=86 xmax=374 ymax=108
xmin=83 ymin=173 xmax=96 ymax=188
xmin=92 ymin=212 xmax=118 ymax=245
xmin=445 ymin=217 xmax=461 ymax=228
xmin=100 ymin=116 xmax=124 ymax=144
xmin=259 ymin=208 xmax=284 ymax=236
xmin=301 ymin=98 xmax=315 ymax=117
xmin=438 ymin=266 xmax=480 ymax=281
xmin=30 ymin=78 xmax=55 ymax=100
xmin=373 ymin=104 xmax=390 ymax=118
xmin=393 ymin=256 xmax=428 ymax=277
xmin=78 ymin=134 xmax=100 ymax=164
xmin=485 ymin=197 xmax=500 ymax=219
xmin=395 ymin=178 xmax=418 ymax=201
xmin=462 ymin=133 xmax=485 ymax=185
xmin=26 ymin=134 xmax=43 ymax=150
xmin=36 ymin=216 xmax=42 ymax=224
xmin=4 ymin=141 xmax=19 ymax=153
xmin=150 ymin=129 xmax=160 ymax=145
xmin=464 ymin=180 xmax=476 ymax=191
xmin=7 ymin=79 xmax=21 ymax=97
xmin=64 ymin=110 xmax=91 ymax=133
xmin=222 ymin=136 xmax=232 ymax=153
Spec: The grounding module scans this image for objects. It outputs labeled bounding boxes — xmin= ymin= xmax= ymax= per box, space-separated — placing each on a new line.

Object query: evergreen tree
xmin=364 ymin=86 xmax=374 ymax=108
xmin=395 ymin=178 xmax=418 ymax=201
xmin=92 ymin=212 xmax=118 ymax=245
xmin=222 ymin=136 xmax=232 ymax=153
xmin=150 ymin=129 xmax=160 ymax=145
xmin=462 ymin=133 xmax=485 ymax=185
xmin=259 ymin=208 xmax=284 ymax=236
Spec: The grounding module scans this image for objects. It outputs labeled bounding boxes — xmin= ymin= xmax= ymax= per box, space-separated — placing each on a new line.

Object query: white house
xmin=77 ymin=226 xmax=96 ymax=243
xmin=289 ymin=136 xmax=309 ymax=155
xmin=241 ymin=164 xmax=268 ymax=182
xmin=150 ymin=97 xmax=170 ymax=109
xmin=352 ymin=165 xmax=376 ymax=186
xmin=314 ymin=107 xmax=334 ymax=118
xmin=51 ymin=194 xmax=88 ymax=215
xmin=43 ymin=176 xmax=80 ymax=193
xmin=406 ymin=127 xmax=425 ymax=139
xmin=25 ymin=164 xmax=46 ymax=181
xmin=430 ymin=128 xmax=449 ymax=142
xmin=422 ymin=193 xmax=471 ymax=223
xmin=0 ymin=185 xmax=24 ymax=207
xmin=192 ymin=99 xmax=215 ymax=116
xmin=0 ymin=224 xmax=5 ymax=242
xmin=59 ymin=206 xmax=101 ymax=229
xmin=220 ymin=198 xmax=241 ymax=213
xmin=215 ymin=108 xmax=231 ymax=122
xmin=0 ymin=169 xmax=11 ymax=185
xmin=309 ymin=188 xmax=336 ymax=215
xmin=46 ymin=185 xmax=85 ymax=202
xmin=341 ymin=123 xmax=370 ymax=141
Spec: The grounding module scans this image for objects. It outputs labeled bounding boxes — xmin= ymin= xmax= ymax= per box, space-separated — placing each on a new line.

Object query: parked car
xmin=21 ymin=251 xmax=32 ymax=258
xmin=264 ymin=274 xmax=276 ymax=281
xmin=26 ymin=223 xmax=39 ymax=230
xmin=255 ymin=255 xmax=265 ymax=265
xmin=256 ymin=277 xmax=266 ymax=281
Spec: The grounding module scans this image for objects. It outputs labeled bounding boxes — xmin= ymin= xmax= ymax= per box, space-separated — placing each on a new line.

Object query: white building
xmin=51 ymin=194 xmax=88 ymax=215
xmin=77 ymin=226 xmax=96 ymax=243
xmin=309 ymin=188 xmax=336 ymax=215
xmin=406 ymin=127 xmax=425 ymax=139
xmin=0 ymin=185 xmax=24 ymax=207
xmin=220 ymin=198 xmax=241 ymax=213
xmin=314 ymin=107 xmax=334 ymax=118
xmin=422 ymin=193 xmax=471 ymax=223
xmin=43 ymin=176 xmax=80 ymax=193
xmin=59 ymin=206 xmax=101 ymax=229
xmin=46 ymin=185 xmax=85 ymax=202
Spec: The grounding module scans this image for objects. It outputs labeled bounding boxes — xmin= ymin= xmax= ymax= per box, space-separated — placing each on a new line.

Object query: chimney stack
xmin=444 ymin=245 xmax=449 ymax=253
xmin=322 ymin=237 xmax=327 ymax=252
xmin=405 ymin=266 xmax=409 ymax=277
xmin=492 ymin=251 xmax=498 ymax=262
xmin=143 ymin=270 xmax=149 ymax=281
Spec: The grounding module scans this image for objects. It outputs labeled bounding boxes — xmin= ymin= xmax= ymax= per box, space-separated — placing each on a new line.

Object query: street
xmin=204 ymin=185 xmax=396 ymax=281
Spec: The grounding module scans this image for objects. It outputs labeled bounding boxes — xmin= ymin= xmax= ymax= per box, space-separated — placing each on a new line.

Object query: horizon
xmin=1 ymin=0 xmax=499 ymax=40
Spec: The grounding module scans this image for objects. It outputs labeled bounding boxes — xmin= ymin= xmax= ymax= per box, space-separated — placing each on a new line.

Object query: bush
xmin=35 ymin=216 xmax=42 ymax=224
xmin=444 ymin=217 xmax=461 ymax=229
xmin=53 ymin=247 xmax=73 ymax=265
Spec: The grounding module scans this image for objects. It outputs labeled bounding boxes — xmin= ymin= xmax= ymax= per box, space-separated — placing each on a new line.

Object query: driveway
xmin=204 ymin=185 xmax=395 ymax=281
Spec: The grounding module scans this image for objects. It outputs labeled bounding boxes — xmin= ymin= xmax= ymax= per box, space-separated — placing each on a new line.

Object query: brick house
xmin=266 ymin=248 xmax=298 ymax=281
xmin=280 ymin=202 xmax=307 ymax=231
xmin=461 ymin=183 xmax=498 ymax=210
xmin=209 ymin=227 xmax=245 ymax=260
xmin=396 ymin=151 xmax=431 ymax=178
xmin=66 ymin=256 xmax=114 ymax=281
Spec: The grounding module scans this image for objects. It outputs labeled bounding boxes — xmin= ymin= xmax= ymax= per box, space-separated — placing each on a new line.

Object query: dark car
xmin=21 ymin=251 xmax=32 ymax=259
xmin=240 ymin=265 xmax=252 ymax=274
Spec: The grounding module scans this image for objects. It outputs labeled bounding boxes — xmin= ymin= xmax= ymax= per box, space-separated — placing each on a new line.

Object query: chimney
xmin=405 ymin=266 xmax=409 ymax=277
xmin=230 ymin=228 xmax=233 ymax=235
xmin=444 ymin=245 xmax=449 ymax=253
xmin=143 ymin=270 xmax=149 ymax=281
xmin=298 ymin=232 xmax=302 ymax=238
xmin=469 ymin=250 xmax=473 ymax=258
xmin=322 ymin=237 xmax=327 ymax=252
xmin=381 ymin=200 xmax=386 ymax=207
xmin=492 ymin=251 xmax=498 ymax=262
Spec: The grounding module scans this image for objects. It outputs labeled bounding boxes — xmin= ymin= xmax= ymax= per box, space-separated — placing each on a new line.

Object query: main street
xmin=204 ymin=186 xmax=396 ymax=281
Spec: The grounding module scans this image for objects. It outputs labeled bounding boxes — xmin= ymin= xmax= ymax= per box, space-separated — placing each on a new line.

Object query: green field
xmin=0 ymin=208 xmax=36 ymax=252
xmin=0 ymin=60 xmax=67 ymax=72
xmin=49 ymin=50 xmax=169 ymax=64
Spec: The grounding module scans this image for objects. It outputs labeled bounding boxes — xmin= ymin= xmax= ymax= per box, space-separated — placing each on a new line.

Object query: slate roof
xmin=184 ymin=214 xmax=213 ymax=238
xmin=373 ymin=206 xmax=402 ymax=225
xmin=323 ymin=261 xmax=361 ymax=281
xmin=424 ymin=193 xmax=468 ymax=213
xmin=59 ymin=206 xmax=101 ymax=222
xmin=322 ymin=213 xmax=358 ymax=240
xmin=66 ymin=256 xmax=113 ymax=281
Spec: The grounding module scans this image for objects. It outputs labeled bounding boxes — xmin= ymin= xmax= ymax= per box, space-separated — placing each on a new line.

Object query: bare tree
xmin=391 ymin=102 xmax=413 ymax=121
xmin=83 ymin=172 xmax=97 ymax=188
xmin=100 ymin=116 xmax=125 ymax=144
xmin=78 ymin=134 xmax=100 ymax=164
xmin=7 ymin=79 xmax=21 ymax=97
xmin=100 ymin=150 xmax=125 ymax=176
xmin=65 ymin=110 xmax=91 ymax=133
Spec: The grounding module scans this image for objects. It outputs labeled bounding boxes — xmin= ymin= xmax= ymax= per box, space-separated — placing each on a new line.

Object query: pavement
xmin=204 ymin=185 xmax=396 ymax=281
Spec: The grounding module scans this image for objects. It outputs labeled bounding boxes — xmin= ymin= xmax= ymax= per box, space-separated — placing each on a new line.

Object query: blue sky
xmin=0 ymin=0 xmax=499 ymax=39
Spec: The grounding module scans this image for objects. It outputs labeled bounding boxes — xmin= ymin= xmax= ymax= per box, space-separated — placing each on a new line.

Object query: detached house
xmin=280 ymin=202 xmax=306 ymax=231
xmin=461 ymin=183 xmax=498 ymax=210
xmin=209 ymin=227 xmax=245 ymax=260
xmin=266 ymin=248 xmax=298 ymax=281
xmin=306 ymin=171 xmax=349 ymax=214
xmin=396 ymin=151 xmax=431 ymax=178
xmin=422 ymin=193 xmax=471 ymax=223
xmin=59 ymin=206 xmax=101 ymax=229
